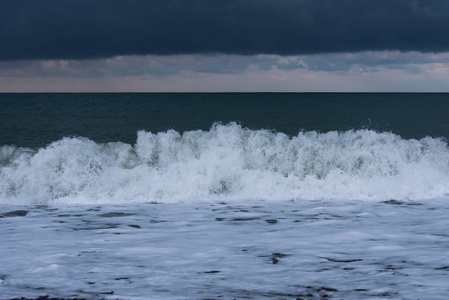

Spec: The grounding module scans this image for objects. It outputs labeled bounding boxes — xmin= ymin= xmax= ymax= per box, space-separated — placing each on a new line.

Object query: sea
xmin=1 ymin=93 xmax=449 ymax=299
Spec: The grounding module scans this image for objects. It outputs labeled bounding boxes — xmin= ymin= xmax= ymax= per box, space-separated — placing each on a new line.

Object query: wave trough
xmin=1 ymin=123 xmax=449 ymax=204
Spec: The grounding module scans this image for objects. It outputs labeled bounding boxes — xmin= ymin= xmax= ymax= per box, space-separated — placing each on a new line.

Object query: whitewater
xmin=2 ymin=123 xmax=449 ymax=299
xmin=2 ymin=123 xmax=449 ymax=205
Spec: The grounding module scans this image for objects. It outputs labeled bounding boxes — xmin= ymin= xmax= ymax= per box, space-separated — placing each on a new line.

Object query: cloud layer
xmin=3 ymin=51 xmax=449 ymax=78
xmin=2 ymin=0 xmax=449 ymax=60
xmin=2 ymin=52 xmax=449 ymax=92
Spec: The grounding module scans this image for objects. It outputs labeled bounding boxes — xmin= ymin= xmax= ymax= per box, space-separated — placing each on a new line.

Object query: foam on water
xmin=1 ymin=123 xmax=449 ymax=205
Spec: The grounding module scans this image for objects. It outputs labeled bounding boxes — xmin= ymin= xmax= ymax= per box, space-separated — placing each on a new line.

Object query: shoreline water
xmin=2 ymin=199 xmax=449 ymax=299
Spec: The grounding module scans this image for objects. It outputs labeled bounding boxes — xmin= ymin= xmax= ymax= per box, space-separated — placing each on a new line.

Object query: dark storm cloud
xmin=1 ymin=0 xmax=449 ymax=60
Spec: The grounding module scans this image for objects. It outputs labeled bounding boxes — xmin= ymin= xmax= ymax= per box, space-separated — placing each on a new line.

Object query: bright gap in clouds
xmin=1 ymin=51 xmax=449 ymax=92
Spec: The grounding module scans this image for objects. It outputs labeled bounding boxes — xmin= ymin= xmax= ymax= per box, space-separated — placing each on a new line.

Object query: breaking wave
xmin=1 ymin=123 xmax=449 ymax=205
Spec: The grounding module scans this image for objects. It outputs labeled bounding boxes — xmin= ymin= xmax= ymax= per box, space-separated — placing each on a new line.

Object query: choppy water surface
xmin=2 ymin=200 xmax=449 ymax=299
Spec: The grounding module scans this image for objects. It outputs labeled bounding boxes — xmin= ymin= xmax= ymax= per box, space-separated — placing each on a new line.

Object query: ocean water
xmin=1 ymin=93 xmax=449 ymax=299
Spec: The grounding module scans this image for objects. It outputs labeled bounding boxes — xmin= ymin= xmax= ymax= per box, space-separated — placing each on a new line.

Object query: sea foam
xmin=1 ymin=123 xmax=449 ymax=205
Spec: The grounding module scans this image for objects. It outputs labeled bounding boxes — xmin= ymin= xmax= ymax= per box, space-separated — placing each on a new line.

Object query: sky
xmin=1 ymin=0 xmax=449 ymax=92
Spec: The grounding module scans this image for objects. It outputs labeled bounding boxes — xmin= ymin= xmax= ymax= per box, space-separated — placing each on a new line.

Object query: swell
xmin=1 ymin=123 xmax=449 ymax=204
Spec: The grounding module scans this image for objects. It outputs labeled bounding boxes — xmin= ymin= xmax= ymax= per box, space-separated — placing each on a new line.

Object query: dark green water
xmin=1 ymin=93 xmax=448 ymax=147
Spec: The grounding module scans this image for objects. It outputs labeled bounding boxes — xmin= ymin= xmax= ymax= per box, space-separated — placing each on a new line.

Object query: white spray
xmin=1 ymin=123 xmax=449 ymax=204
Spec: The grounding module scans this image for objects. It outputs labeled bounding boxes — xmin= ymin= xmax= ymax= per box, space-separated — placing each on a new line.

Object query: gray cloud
xmin=1 ymin=0 xmax=449 ymax=60
xmin=2 ymin=52 xmax=448 ymax=79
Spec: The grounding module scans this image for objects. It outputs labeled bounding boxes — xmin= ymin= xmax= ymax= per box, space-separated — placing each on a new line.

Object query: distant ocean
xmin=2 ymin=93 xmax=449 ymax=299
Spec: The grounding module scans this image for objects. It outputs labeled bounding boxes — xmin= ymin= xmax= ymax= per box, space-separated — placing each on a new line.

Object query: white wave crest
xmin=1 ymin=123 xmax=449 ymax=204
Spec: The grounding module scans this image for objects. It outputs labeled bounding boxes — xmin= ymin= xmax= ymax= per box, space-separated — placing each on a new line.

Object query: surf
xmin=1 ymin=123 xmax=449 ymax=205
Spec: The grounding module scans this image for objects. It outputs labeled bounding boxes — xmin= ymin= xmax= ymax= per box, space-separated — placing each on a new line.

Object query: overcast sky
xmin=1 ymin=0 xmax=449 ymax=92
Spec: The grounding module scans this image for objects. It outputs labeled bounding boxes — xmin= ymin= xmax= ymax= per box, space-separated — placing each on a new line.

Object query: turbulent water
xmin=2 ymin=93 xmax=449 ymax=299
xmin=1 ymin=123 xmax=449 ymax=205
